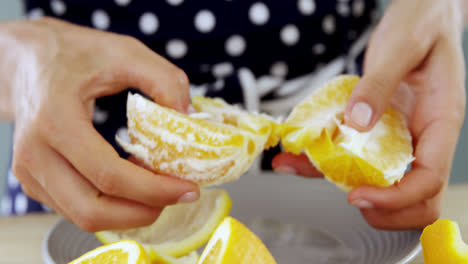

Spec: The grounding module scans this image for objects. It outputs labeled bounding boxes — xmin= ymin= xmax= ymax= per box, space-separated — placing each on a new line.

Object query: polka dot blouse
xmin=2 ymin=0 xmax=378 ymax=215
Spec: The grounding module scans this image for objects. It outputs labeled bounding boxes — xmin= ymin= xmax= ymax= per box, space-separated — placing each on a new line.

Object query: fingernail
xmin=350 ymin=102 xmax=373 ymax=128
xmin=274 ymin=166 xmax=297 ymax=175
xmin=187 ymin=104 xmax=196 ymax=114
xmin=177 ymin=192 xmax=199 ymax=204
xmin=351 ymin=199 xmax=374 ymax=209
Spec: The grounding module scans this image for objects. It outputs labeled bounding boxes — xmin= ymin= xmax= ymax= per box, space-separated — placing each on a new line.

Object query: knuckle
xmin=363 ymin=75 xmax=389 ymax=99
xmin=74 ymin=207 xmax=101 ymax=233
xmin=93 ymin=168 xmax=117 ymax=195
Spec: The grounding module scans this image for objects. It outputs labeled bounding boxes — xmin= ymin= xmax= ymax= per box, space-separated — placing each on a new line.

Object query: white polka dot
xmin=115 ymin=0 xmax=131 ymax=6
xmin=92 ymin=9 xmax=111 ymax=30
xmin=50 ymin=0 xmax=66 ymax=16
xmin=1 ymin=196 xmax=12 ymax=216
xmin=167 ymin=0 xmax=184 ymax=6
xmin=93 ymin=106 xmax=108 ymax=124
xmin=166 ymin=39 xmax=188 ymax=59
xmin=116 ymin=127 xmax=130 ymax=144
xmin=280 ymin=24 xmax=300 ymax=46
xmin=270 ymin=61 xmax=288 ymax=77
xmin=14 ymin=193 xmax=28 ymax=215
xmin=322 ymin=15 xmax=336 ymax=35
xmin=353 ymin=0 xmax=365 ymax=17
xmin=28 ymin=8 xmax=44 ymax=20
xmin=249 ymin=2 xmax=270 ymax=25
xmin=194 ymin=10 xmax=216 ymax=33
xmin=212 ymin=62 xmax=234 ymax=78
xmin=7 ymin=170 xmax=19 ymax=189
xmin=225 ymin=35 xmax=246 ymax=57
xmin=41 ymin=204 xmax=54 ymax=213
xmin=139 ymin=12 xmax=159 ymax=35
xmin=337 ymin=2 xmax=350 ymax=16
xmin=312 ymin=43 xmax=326 ymax=55
xmin=213 ymin=79 xmax=225 ymax=91
xmin=297 ymin=0 xmax=316 ymax=16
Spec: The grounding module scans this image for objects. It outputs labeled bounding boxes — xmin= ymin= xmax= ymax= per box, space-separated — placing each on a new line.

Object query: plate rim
xmin=41 ymin=217 xmax=423 ymax=264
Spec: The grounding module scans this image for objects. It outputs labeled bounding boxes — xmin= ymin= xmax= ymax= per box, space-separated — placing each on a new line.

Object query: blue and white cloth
xmin=2 ymin=0 xmax=377 ymax=215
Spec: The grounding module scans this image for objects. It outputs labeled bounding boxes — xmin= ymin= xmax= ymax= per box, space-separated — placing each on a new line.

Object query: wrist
xmin=0 ymin=19 xmax=55 ymax=120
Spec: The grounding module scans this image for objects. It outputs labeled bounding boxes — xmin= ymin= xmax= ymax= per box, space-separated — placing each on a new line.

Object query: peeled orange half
xmin=281 ymin=75 xmax=414 ymax=191
xmin=118 ymin=93 xmax=279 ymax=186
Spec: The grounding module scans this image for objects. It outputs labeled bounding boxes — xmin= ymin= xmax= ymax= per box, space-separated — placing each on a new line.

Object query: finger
xmin=89 ymin=37 xmax=191 ymax=113
xmin=344 ymin=4 xmax=436 ymax=131
xmin=348 ymin=118 xmax=459 ymax=211
xmin=43 ymin=111 xmax=199 ymax=208
xmin=272 ymin=152 xmax=322 ymax=178
xmin=33 ymin=143 xmax=163 ymax=232
xmin=11 ymin=165 xmax=63 ymax=215
xmin=360 ymin=194 xmax=442 ymax=230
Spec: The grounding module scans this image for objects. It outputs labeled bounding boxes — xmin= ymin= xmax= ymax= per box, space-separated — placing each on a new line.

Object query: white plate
xmin=42 ymin=172 xmax=422 ymax=264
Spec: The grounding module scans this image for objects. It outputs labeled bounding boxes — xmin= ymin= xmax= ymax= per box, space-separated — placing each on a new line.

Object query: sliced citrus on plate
xmin=148 ymin=250 xmax=199 ymax=264
xmin=96 ymin=189 xmax=232 ymax=258
xmin=281 ymin=75 xmax=414 ymax=191
xmin=118 ymin=93 xmax=279 ymax=186
xmin=197 ymin=216 xmax=277 ymax=264
xmin=68 ymin=240 xmax=150 ymax=264
xmin=420 ymin=219 xmax=468 ymax=264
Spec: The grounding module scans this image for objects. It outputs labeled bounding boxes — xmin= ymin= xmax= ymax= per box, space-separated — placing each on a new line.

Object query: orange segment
xmin=118 ymin=94 xmax=279 ymax=186
xmin=282 ymin=75 xmax=414 ymax=191
xmin=420 ymin=219 xmax=468 ymax=264
xmin=192 ymin=96 xmax=281 ymax=149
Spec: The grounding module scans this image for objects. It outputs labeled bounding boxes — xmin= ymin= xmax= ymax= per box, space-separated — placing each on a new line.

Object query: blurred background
xmin=0 ymin=0 xmax=467 ymax=198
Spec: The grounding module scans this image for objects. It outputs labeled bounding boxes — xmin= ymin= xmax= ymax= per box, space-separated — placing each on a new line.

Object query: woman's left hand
xmin=273 ymin=0 xmax=466 ymax=230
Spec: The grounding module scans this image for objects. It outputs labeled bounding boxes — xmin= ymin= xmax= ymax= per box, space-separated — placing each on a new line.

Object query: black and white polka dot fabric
xmin=2 ymin=0 xmax=378 ymax=215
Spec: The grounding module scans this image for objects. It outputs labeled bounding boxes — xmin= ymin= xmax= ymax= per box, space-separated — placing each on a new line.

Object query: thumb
xmin=344 ymin=4 xmax=435 ymax=131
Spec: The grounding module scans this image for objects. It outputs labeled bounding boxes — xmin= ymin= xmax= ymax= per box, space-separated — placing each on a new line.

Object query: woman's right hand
xmin=0 ymin=18 xmax=199 ymax=232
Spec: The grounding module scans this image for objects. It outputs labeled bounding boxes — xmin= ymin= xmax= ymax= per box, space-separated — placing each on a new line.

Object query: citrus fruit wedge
xmin=191 ymin=96 xmax=281 ymax=150
xmin=118 ymin=93 xmax=279 ymax=186
xmin=68 ymin=240 xmax=150 ymax=264
xmin=281 ymin=75 xmax=414 ymax=191
xmin=420 ymin=219 xmax=468 ymax=264
xmin=197 ymin=216 xmax=277 ymax=264
xmin=147 ymin=250 xmax=199 ymax=264
xmin=96 ymin=189 xmax=232 ymax=258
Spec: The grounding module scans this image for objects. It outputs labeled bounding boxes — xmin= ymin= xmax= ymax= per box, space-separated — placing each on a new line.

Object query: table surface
xmin=1 ymin=184 xmax=467 ymax=264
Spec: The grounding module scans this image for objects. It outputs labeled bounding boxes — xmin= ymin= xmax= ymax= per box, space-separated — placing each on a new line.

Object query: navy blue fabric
xmin=2 ymin=0 xmax=377 ymax=215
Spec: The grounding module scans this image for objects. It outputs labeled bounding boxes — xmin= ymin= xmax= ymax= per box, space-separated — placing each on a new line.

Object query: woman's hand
xmin=273 ymin=0 xmax=466 ymax=229
xmin=0 ymin=18 xmax=199 ymax=232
